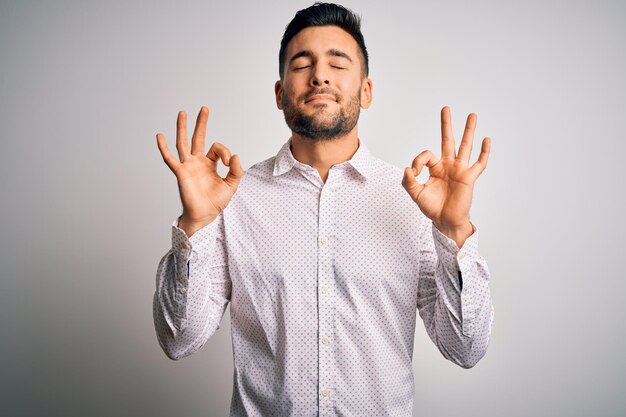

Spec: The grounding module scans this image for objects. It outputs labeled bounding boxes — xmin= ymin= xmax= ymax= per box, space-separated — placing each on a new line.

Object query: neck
xmin=290 ymin=126 xmax=360 ymax=183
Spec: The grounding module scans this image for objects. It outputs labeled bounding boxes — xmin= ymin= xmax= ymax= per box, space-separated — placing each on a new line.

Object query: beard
xmin=281 ymin=87 xmax=361 ymax=141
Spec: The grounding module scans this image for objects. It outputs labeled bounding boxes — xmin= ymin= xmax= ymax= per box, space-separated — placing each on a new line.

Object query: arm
xmin=153 ymin=214 xmax=231 ymax=360
xmin=416 ymin=215 xmax=494 ymax=368
xmin=153 ymin=106 xmax=243 ymax=360
xmin=402 ymin=106 xmax=493 ymax=367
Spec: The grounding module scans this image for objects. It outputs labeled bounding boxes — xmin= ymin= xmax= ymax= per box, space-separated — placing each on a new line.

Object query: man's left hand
xmin=402 ymin=106 xmax=491 ymax=248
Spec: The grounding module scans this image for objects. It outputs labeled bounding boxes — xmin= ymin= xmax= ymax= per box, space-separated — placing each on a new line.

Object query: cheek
xmin=283 ymin=81 xmax=304 ymax=101
xmin=337 ymin=75 xmax=362 ymax=96
xmin=284 ymin=73 xmax=309 ymax=90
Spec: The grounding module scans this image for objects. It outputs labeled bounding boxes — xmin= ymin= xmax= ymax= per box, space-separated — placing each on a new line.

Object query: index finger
xmin=191 ymin=106 xmax=209 ymax=154
xmin=206 ymin=142 xmax=232 ymax=170
xmin=441 ymin=106 xmax=456 ymax=159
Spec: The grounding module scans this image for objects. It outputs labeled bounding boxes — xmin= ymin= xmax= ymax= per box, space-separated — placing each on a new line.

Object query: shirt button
xmin=462 ymin=293 xmax=470 ymax=303
xmin=183 ymin=242 xmax=191 ymax=250
xmin=458 ymin=252 xmax=466 ymax=261
xmin=321 ymin=286 xmax=329 ymax=295
xmin=320 ymin=236 xmax=328 ymax=245
xmin=321 ymin=389 xmax=330 ymax=398
xmin=321 ymin=336 xmax=330 ymax=345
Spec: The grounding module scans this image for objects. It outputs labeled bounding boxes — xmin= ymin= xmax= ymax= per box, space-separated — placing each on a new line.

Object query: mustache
xmin=302 ymin=88 xmax=340 ymax=102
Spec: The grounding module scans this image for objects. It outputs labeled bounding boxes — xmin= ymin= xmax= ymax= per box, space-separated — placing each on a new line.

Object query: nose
xmin=310 ymin=65 xmax=330 ymax=87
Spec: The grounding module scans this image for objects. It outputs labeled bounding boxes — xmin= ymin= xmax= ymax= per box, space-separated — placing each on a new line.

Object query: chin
xmin=311 ymin=113 xmax=340 ymax=125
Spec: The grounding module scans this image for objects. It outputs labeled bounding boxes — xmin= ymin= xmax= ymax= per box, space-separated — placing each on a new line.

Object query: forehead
xmin=286 ymin=25 xmax=360 ymax=59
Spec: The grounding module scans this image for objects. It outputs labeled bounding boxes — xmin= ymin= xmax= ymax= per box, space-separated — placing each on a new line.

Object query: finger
xmin=191 ymin=106 xmax=209 ymax=155
xmin=206 ymin=142 xmax=232 ymax=170
xmin=176 ymin=111 xmax=190 ymax=162
xmin=410 ymin=150 xmax=438 ymax=177
xmin=402 ymin=167 xmax=424 ymax=202
xmin=224 ymin=154 xmax=245 ymax=189
xmin=441 ymin=106 xmax=456 ymax=159
xmin=457 ymin=113 xmax=476 ymax=166
xmin=156 ymin=133 xmax=180 ymax=173
xmin=468 ymin=137 xmax=491 ymax=178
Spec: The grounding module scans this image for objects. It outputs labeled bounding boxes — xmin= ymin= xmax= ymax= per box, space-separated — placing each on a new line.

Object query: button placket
xmin=317 ymin=183 xmax=336 ymax=411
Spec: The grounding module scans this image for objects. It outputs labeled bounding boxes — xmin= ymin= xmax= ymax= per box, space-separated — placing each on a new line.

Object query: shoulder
xmin=222 ymin=155 xmax=276 ymax=219
xmin=364 ymin=153 xmax=407 ymax=189
xmin=236 ymin=154 xmax=277 ymax=188
xmin=365 ymin=153 xmax=426 ymax=215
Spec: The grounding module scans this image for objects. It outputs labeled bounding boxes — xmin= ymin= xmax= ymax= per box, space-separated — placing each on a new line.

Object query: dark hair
xmin=278 ymin=2 xmax=369 ymax=79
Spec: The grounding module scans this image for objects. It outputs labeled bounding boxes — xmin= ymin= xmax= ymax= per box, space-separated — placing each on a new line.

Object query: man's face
xmin=275 ymin=25 xmax=372 ymax=141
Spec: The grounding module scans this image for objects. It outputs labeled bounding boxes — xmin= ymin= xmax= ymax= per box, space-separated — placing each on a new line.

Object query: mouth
xmin=305 ymin=94 xmax=336 ymax=103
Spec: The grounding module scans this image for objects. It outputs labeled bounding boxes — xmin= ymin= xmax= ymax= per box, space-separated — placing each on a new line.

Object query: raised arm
xmin=152 ymin=107 xmax=244 ymax=360
xmin=403 ymin=106 xmax=494 ymax=368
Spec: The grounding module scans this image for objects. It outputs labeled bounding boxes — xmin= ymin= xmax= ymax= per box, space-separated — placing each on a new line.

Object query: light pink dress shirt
xmin=153 ymin=138 xmax=494 ymax=416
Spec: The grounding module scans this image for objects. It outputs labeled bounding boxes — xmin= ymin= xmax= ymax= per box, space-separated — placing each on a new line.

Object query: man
xmin=153 ymin=2 xmax=493 ymax=416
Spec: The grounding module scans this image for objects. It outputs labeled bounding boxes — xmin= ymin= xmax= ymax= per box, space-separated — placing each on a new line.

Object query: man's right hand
xmin=156 ymin=106 xmax=244 ymax=237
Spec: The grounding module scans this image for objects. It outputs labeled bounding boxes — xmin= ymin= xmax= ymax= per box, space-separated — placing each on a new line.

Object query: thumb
xmin=224 ymin=154 xmax=244 ymax=189
xmin=402 ymin=167 xmax=423 ymax=202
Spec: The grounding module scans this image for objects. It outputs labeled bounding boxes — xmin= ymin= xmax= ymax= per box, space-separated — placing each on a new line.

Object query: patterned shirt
xmin=153 ymin=138 xmax=494 ymax=417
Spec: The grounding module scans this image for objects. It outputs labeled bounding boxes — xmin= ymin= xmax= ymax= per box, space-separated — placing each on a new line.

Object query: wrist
xmin=433 ymin=219 xmax=474 ymax=248
xmin=178 ymin=213 xmax=218 ymax=238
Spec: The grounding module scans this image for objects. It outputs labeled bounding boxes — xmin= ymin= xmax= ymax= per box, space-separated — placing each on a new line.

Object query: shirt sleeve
xmin=152 ymin=213 xmax=231 ymax=360
xmin=416 ymin=214 xmax=494 ymax=368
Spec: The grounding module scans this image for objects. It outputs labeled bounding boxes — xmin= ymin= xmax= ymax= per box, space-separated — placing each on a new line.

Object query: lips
xmin=305 ymin=94 xmax=336 ymax=103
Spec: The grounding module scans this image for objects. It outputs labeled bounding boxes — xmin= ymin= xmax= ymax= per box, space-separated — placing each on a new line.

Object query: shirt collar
xmin=272 ymin=137 xmax=374 ymax=180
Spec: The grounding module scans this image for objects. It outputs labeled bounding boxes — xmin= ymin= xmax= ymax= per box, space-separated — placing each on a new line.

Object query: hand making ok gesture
xmin=402 ymin=106 xmax=491 ymax=247
xmin=156 ymin=106 xmax=244 ymax=236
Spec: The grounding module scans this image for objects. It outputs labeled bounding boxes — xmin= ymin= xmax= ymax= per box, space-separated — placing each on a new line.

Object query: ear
xmin=274 ymin=80 xmax=284 ymax=110
xmin=360 ymin=78 xmax=373 ymax=109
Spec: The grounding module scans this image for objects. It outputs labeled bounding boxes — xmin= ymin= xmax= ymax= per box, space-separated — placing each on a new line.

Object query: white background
xmin=1 ymin=1 xmax=624 ymax=416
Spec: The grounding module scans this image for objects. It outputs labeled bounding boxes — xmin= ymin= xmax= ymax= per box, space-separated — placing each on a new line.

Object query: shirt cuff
xmin=171 ymin=215 xmax=220 ymax=263
xmin=432 ymin=221 xmax=479 ymax=270
xmin=432 ymin=221 xmax=484 ymax=337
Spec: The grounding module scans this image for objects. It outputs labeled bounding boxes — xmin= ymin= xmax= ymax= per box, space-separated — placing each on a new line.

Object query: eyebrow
xmin=328 ymin=48 xmax=353 ymax=62
xmin=289 ymin=48 xmax=354 ymax=65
